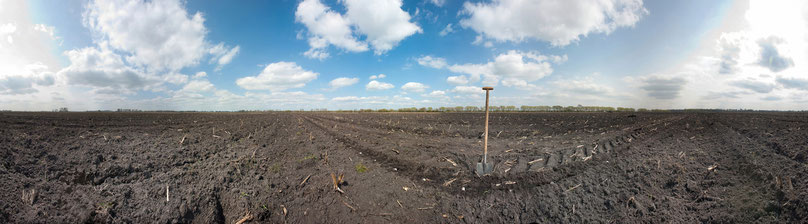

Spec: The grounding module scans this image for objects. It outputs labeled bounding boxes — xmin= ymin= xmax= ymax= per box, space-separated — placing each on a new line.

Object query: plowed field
xmin=1 ymin=112 xmax=806 ymax=223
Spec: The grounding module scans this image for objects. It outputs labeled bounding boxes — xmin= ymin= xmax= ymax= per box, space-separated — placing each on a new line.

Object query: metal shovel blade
xmin=476 ymin=162 xmax=493 ymax=176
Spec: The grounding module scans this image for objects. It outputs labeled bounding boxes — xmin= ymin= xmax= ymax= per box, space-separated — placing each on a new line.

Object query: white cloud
xmin=32 ymin=24 xmax=57 ymax=40
xmin=401 ymin=82 xmax=429 ymax=92
xmin=446 ymin=75 xmax=469 ymax=85
xmin=236 ymin=62 xmax=319 ymax=91
xmin=439 ymin=23 xmax=454 ymax=36
xmin=429 ymin=0 xmax=445 ymax=7
xmin=344 ymin=0 xmax=422 ymax=54
xmin=426 ymin=90 xmax=446 ymax=97
xmin=756 ymin=36 xmax=794 ymax=72
xmin=369 ymin=74 xmax=386 ymax=80
xmin=555 ymin=76 xmax=615 ymax=96
xmin=295 ymin=0 xmax=420 ymax=57
xmin=459 ymin=0 xmax=648 ymax=46
xmin=0 ymin=62 xmax=54 ymax=95
xmin=451 ymin=85 xmax=482 ymax=95
xmin=366 ymin=80 xmax=394 ymax=90
xmin=447 ymin=50 xmax=560 ymax=87
xmin=328 ymin=77 xmax=359 ymax=90
xmin=209 ymin=43 xmax=240 ymax=69
xmin=58 ymin=47 xmax=159 ymax=91
xmin=0 ymin=2 xmax=62 ymax=97
xmin=776 ymin=76 xmax=808 ymax=91
xmin=84 ymin=0 xmax=209 ymax=72
xmin=193 ymin=71 xmax=207 ymax=78
xmin=729 ymin=78 xmax=775 ymax=93
xmin=178 ymin=79 xmax=214 ymax=94
xmin=295 ymin=0 xmax=368 ymax=59
xmin=416 ymin=55 xmax=447 ymax=69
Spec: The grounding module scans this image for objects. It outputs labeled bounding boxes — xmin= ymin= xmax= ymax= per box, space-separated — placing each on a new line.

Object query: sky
xmin=1 ymin=0 xmax=807 ymax=111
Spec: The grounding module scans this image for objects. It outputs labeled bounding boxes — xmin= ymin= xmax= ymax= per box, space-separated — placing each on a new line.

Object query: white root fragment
xmin=444 ymin=158 xmax=458 ymax=167
xmin=565 ymin=184 xmax=582 ymax=192
xmin=235 ymin=210 xmax=254 ymax=224
xmin=707 ymin=164 xmax=719 ymax=171
xmin=443 ymin=178 xmax=458 ymax=187
xmin=528 ymin=158 xmax=544 ymax=164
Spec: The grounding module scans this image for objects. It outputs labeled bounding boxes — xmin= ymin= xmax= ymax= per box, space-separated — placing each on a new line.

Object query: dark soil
xmin=1 ymin=112 xmax=806 ymax=223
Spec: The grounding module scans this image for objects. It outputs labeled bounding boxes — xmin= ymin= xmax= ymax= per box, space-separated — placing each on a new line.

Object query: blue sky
xmin=1 ymin=0 xmax=807 ymax=111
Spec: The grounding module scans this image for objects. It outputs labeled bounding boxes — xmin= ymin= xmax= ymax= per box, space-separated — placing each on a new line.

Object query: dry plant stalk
xmin=331 ymin=172 xmax=345 ymax=193
xmin=443 ymin=178 xmax=458 ymax=187
xmin=707 ymin=164 xmax=718 ymax=171
xmin=444 ymin=158 xmax=458 ymax=167
xmin=342 ymin=201 xmax=356 ymax=211
xmin=179 ymin=134 xmax=187 ymax=145
xmin=299 ymin=174 xmax=312 ymax=187
xmin=21 ymin=189 xmax=37 ymax=205
xmin=565 ymin=184 xmax=582 ymax=192
xmin=235 ymin=210 xmax=254 ymax=224
xmin=528 ymin=158 xmax=544 ymax=164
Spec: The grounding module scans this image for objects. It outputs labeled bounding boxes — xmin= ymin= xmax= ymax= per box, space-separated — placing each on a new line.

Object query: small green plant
xmin=355 ymin=163 xmax=368 ymax=173
xmin=97 ymin=202 xmax=114 ymax=209
xmin=269 ymin=163 xmax=282 ymax=173
xmin=240 ymin=192 xmax=249 ymax=197
xmin=299 ymin=154 xmax=318 ymax=162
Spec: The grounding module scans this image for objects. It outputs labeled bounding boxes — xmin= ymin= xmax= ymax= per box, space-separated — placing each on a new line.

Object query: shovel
xmin=476 ymin=87 xmax=494 ymax=176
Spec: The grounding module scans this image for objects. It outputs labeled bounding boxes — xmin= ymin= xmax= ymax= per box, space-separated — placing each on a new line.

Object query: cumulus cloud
xmin=416 ymin=55 xmax=447 ymax=69
xmin=555 ymin=77 xmax=615 ymax=96
xmin=0 ymin=62 xmax=54 ymax=95
xmin=756 ymin=36 xmax=794 ymax=72
xmin=729 ymin=78 xmax=775 ymax=93
xmin=173 ymin=79 xmax=215 ymax=99
xmin=193 ymin=71 xmax=207 ymax=78
xmin=295 ymin=0 xmax=367 ymax=59
xmin=369 ymin=74 xmax=386 ymax=80
xmin=776 ymin=76 xmax=808 ymax=90
xmin=345 ymin=0 xmax=422 ymax=54
xmin=295 ymin=0 xmax=420 ymax=58
xmin=236 ymin=62 xmax=319 ymax=91
xmin=638 ymin=75 xmax=687 ymax=100
xmin=459 ymin=0 xmax=648 ymax=46
xmin=716 ymin=32 xmax=746 ymax=74
xmin=0 ymin=2 xmax=61 ymax=96
xmin=84 ymin=0 xmax=209 ymax=72
xmin=366 ymin=80 xmax=394 ymax=90
xmin=328 ymin=77 xmax=359 ymax=90
xmin=446 ymin=75 xmax=469 ymax=85
xmin=426 ymin=90 xmax=446 ymax=97
xmin=448 ymin=50 xmax=560 ymax=87
xmin=451 ymin=85 xmax=482 ymax=95
xmin=401 ymin=82 xmax=429 ymax=93
xmin=58 ymin=47 xmax=159 ymax=91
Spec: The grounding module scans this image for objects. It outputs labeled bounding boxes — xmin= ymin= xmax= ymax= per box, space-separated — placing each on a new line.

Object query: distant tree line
xmin=323 ymin=105 xmax=672 ymax=113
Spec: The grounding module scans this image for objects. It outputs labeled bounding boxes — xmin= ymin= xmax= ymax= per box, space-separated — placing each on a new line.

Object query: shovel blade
xmin=476 ymin=162 xmax=493 ymax=175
